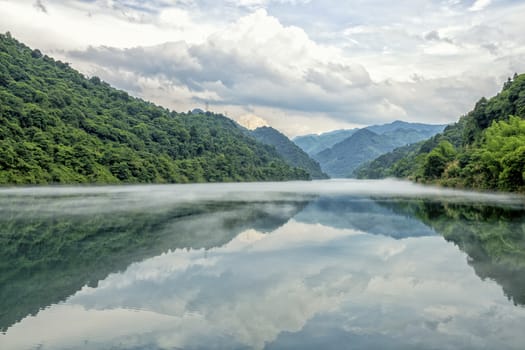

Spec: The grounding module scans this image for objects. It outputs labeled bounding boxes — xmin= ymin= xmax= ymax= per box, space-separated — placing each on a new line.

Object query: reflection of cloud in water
xmin=3 ymin=219 xmax=525 ymax=350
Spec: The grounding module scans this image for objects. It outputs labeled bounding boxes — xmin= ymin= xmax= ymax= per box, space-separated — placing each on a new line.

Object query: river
xmin=1 ymin=179 xmax=524 ymax=349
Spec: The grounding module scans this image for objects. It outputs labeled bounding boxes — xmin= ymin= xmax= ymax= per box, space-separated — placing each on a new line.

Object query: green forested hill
xmin=250 ymin=126 xmax=328 ymax=179
xmin=356 ymin=74 xmax=525 ymax=192
xmin=0 ymin=33 xmax=309 ymax=184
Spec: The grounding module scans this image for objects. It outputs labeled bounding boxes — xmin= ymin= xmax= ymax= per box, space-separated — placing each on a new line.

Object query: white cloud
xmin=469 ymin=0 xmax=491 ymax=12
xmin=237 ymin=113 xmax=270 ymax=129
xmin=0 ymin=0 xmax=215 ymax=50
xmin=0 ymin=0 xmax=524 ymax=136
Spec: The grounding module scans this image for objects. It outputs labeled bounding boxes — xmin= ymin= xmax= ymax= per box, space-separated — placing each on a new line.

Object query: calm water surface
xmin=1 ymin=179 xmax=525 ymax=349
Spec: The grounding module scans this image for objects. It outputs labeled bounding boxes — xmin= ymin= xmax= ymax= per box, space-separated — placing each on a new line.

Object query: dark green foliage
xmin=357 ymin=74 xmax=525 ymax=192
xmin=422 ymin=140 xmax=456 ymax=179
xmin=250 ymin=126 xmax=328 ymax=179
xmin=461 ymin=116 xmax=525 ymax=191
xmin=0 ymin=34 xmax=309 ymax=184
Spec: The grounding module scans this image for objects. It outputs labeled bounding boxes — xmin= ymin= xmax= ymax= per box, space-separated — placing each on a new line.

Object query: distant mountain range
xmin=293 ymin=121 xmax=447 ymax=178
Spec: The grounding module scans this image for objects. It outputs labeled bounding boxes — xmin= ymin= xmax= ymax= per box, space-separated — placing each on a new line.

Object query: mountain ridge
xmin=0 ymin=33 xmax=309 ymax=184
xmin=298 ymin=121 xmax=446 ymax=178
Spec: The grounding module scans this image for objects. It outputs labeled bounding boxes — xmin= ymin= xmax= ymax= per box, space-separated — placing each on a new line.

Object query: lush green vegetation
xmin=250 ymin=126 xmax=328 ymax=179
xmin=0 ymin=33 xmax=309 ymax=184
xmin=357 ymin=74 xmax=525 ymax=192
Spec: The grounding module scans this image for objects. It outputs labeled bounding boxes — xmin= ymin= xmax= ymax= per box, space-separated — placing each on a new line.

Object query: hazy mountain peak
xmin=306 ymin=121 xmax=446 ymax=178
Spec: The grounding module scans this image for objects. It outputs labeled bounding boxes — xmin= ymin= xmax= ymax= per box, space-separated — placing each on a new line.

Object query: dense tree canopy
xmin=0 ymin=33 xmax=309 ymax=184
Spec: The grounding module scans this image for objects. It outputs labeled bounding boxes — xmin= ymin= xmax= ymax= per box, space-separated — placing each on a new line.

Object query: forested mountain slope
xmin=0 ymin=33 xmax=309 ymax=184
xmin=357 ymin=74 xmax=525 ymax=192
xmin=250 ymin=126 xmax=328 ymax=179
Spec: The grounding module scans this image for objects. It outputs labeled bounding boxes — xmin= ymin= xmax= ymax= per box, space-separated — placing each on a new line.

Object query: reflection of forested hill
xmin=382 ymin=200 xmax=525 ymax=305
xmin=0 ymin=198 xmax=308 ymax=331
xmin=294 ymin=196 xmax=436 ymax=239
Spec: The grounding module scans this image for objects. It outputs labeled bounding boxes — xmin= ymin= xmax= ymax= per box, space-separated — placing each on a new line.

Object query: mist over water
xmin=1 ymin=180 xmax=524 ymax=349
xmin=1 ymin=179 xmax=523 ymax=215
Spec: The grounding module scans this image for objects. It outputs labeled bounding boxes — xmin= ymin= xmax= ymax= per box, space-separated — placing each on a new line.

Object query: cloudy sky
xmin=1 ymin=0 xmax=524 ymax=136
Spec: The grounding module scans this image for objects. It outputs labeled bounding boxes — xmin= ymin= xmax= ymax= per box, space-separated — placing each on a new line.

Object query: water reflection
xmin=382 ymin=200 xmax=525 ymax=306
xmin=0 ymin=192 xmax=310 ymax=332
xmin=1 ymin=181 xmax=525 ymax=350
xmin=295 ymin=196 xmax=436 ymax=238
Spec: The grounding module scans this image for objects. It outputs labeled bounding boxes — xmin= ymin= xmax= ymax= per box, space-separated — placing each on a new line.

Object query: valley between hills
xmin=1 ymin=32 xmax=524 ymax=192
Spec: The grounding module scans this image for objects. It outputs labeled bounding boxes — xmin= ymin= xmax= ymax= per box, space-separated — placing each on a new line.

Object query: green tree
xmin=423 ymin=140 xmax=456 ymax=179
xmin=0 ymin=33 xmax=310 ymax=184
